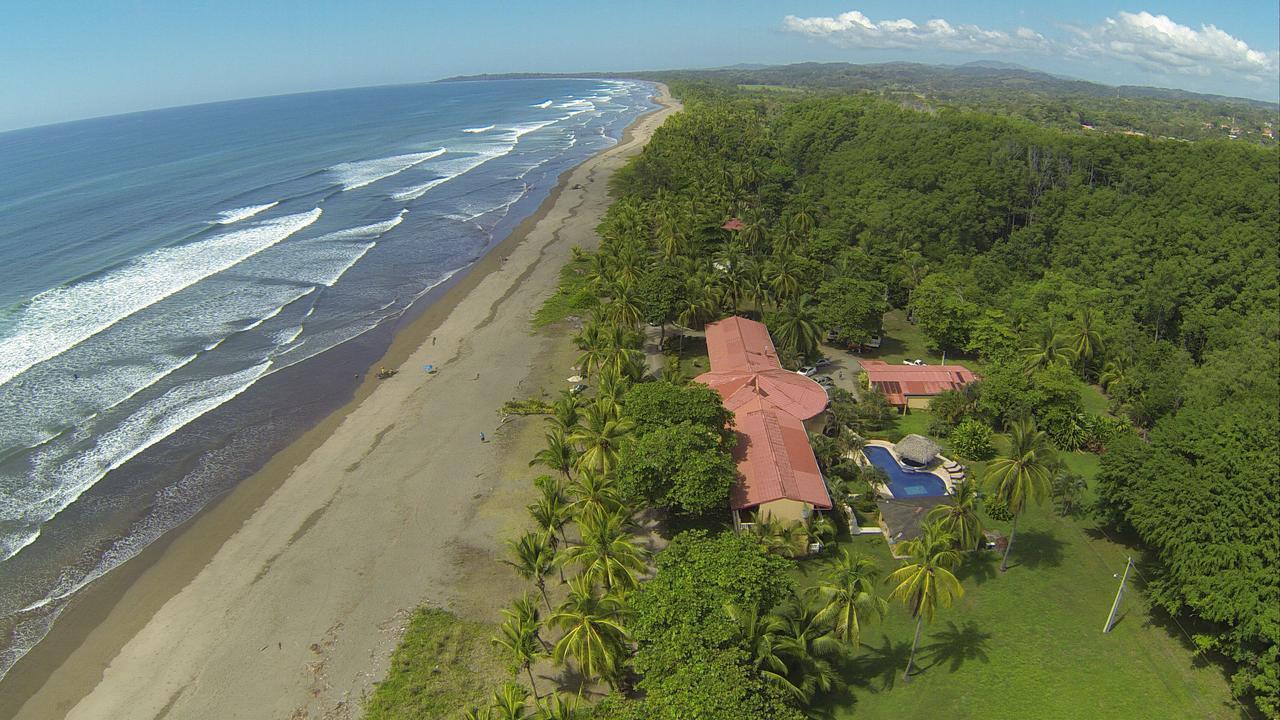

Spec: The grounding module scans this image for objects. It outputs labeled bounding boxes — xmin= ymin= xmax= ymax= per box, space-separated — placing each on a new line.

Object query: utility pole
xmin=1103 ymin=557 xmax=1133 ymax=633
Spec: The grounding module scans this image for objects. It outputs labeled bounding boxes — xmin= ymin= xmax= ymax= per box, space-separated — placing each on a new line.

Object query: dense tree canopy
xmin=617 ymin=422 xmax=736 ymax=514
xmin=551 ymin=75 xmax=1280 ymax=714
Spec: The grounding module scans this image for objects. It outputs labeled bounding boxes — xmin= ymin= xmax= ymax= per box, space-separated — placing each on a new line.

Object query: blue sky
xmin=1 ymin=1 xmax=1276 ymax=131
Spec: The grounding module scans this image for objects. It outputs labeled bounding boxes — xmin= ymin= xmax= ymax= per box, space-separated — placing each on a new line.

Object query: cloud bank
xmin=782 ymin=9 xmax=1278 ymax=91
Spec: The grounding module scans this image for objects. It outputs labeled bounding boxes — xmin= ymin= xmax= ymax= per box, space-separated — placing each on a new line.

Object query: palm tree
xmin=676 ymin=275 xmax=717 ymax=332
xmin=887 ymin=520 xmax=964 ymax=681
xmin=602 ymin=285 xmax=643 ymax=328
xmin=534 ymin=693 xmax=578 ymax=720
xmin=488 ymin=682 xmax=532 ymax=720
xmin=770 ymin=295 xmax=821 ymax=359
xmin=529 ymin=494 xmax=572 ymax=585
xmin=725 ymin=602 xmax=802 ymax=701
xmin=814 ymin=548 xmax=888 ymax=648
xmin=569 ymin=402 xmax=635 ymax=475
xmin=506 ymin=532 xmax=554 ymax=611
xmin=766 ymin=253 xmax=804 ymax=302
xmin=926 ymin=480 xmax=984 ymax=551
xmin=742 ymin=257 xmax=771 ymax=315
xmin=1067 ymin=308 xmax=1105 ymax=377
xmin=545 ymin=392 xmax=581 ymax=435
xmin=1021 ymin=322 xmax=1072 ymax=374
xmin=530 ymin=429 xmax=574 ymax=480
xmin=594 ymin=366 xmax=629 ymax=412
xmin=767 ymin=595 xmax=842 ymax=703
xmin=1099 ymin=355 xmax=1129 ymax=394
xmin=559 ymin=508 xmax=647 ymax=591
xmin=491 ymin=608 xmax=545 ymax=697
xmin=573 ymin=323 xmax=609 ymax=378
xmin=983 ymin=418 xmax=1053 ymax=571
xmin=508 ymin=592 xmax=551 ymax=652
xmin=549 ymin=575 xmax=630 ymax=688
xmin=568 ymin=468 xmax=623 ymax=520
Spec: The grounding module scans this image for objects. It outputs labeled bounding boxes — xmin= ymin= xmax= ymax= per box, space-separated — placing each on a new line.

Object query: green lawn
xmin=797 ymin=504 xmax=1240 ymax=720
xmin=364 ymin=608 xmax=508 ymax=719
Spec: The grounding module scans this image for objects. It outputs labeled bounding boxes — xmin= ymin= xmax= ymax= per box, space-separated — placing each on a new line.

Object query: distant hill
xmin=437 ymin=62 xmax=1278 ymax=144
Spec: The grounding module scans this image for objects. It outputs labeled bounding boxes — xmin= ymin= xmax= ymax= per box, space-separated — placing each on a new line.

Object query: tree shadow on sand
xmin=918 ymin=620 xmax=992 ymax=673
xmin=1005 ymin=529 xmax=1067 ymax=569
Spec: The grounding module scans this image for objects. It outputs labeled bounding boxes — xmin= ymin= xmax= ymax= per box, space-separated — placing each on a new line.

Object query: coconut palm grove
xmin=365 ymin=70 xmax=1278 ymax=719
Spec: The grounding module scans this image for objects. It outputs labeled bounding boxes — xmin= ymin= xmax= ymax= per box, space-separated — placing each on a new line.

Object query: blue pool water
xmin=863 ymin=445 xmax=948 ymax=498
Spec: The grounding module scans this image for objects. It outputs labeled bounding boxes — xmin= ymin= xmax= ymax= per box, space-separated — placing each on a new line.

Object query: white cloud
xmin=782 ymin=8 xmax=1278 ymax=87
xmin=781 ymin=10 xmax=1050 ymax=54
xmin=1068 ymin=11 xmax=1277 ymax=82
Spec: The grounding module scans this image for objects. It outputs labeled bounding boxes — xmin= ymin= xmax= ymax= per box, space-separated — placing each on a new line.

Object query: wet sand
xmin=3 ymin=84 xmax=679 ymax=720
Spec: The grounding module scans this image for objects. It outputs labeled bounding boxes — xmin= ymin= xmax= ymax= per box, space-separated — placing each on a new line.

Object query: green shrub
xmin=950 ymin=419 xmax=995 ymax=460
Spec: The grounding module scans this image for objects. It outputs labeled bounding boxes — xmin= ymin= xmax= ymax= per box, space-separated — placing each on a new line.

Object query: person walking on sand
xmin=480 ymin=432 xmax=486 ymax=443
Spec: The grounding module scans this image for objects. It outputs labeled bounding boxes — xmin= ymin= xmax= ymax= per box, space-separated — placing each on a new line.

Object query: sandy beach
xmin=3 ymin=83 xmax=679 ymax=720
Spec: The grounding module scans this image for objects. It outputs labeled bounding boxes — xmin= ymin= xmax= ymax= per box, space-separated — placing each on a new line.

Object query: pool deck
xmin=853 ymin=439 xmax=957 ymax=498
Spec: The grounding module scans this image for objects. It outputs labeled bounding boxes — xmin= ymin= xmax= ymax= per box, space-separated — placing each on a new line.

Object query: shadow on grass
xmin=1005 ymin=529 xmax=1067 ymax=569
xmin=920 ymin=620 xmax=992 ymax=673
xmin=842 ymin=635 xmax=914 ymax=693
xmin=956 ymin=551 xmax=999 ymax=586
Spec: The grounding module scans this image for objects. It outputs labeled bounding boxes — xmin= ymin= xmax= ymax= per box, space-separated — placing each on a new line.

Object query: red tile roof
xmin=695 ymin=317 xmax=832 ymax=511
xmin=721 ymin=218 xmax=745 ymax=231
xmin=859 ymin=360 xmax=978 ymax=407
xmin=728 ymin=397 xmax=832 ymax=510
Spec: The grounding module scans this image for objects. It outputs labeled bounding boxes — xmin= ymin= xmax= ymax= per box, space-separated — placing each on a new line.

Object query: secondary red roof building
xmin=859 ymin=360 xmax=978 ymax=410
xmin=721 ymin=218 xmax=745 ymax=231
xmin=695 ymin=316 xmax=832 ymax=524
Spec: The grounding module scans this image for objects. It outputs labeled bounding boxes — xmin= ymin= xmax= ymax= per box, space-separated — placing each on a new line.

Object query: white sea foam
xmin=391 ymin=144 xmax=515 ymax=202
xmin=531 ymin=100 xmax=553 ymax=109
xmin=556 ymin=99 xmax=594 ymax=110
xmin=330 ymin=149 xmax=445 ymax=191
xmin=462 ymin=125 xmax=494 ymax=133
xmin=272 ymin=326 xmax=304 ymax=347
xmin=0 ymin=208 xmax=322 ymax=390
xmin=392 ymin=177 xmax=451 ymax=202
xmin=214 ymin=201 xmax=279 ymax=224
xmin=0 ymin=361 xmax=271 ymax=564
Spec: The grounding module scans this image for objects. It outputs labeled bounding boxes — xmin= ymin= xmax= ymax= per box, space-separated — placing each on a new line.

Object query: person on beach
xmin=480 ymin=432 xmax=486 ymax=442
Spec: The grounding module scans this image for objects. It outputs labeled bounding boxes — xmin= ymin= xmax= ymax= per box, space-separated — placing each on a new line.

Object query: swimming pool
xmin=863 ymin=445 xmax=948 ymax=498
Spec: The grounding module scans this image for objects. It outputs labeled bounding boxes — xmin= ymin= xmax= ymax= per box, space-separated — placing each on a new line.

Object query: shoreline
xmin=2 ymin=83 xmax=679 ymax=720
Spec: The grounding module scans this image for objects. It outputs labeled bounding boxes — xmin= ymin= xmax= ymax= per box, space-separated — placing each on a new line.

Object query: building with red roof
xmin=721 ymin=218 xmax=745 ymax=231
xmin=695 ymin=316 xmax=832 ymax=525
xmin=859 ymin=360 xmax=978 ymax=411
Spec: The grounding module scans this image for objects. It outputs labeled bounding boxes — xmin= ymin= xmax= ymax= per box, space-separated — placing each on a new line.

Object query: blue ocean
xmin=0 ymin=78 xmax=656 ymax=678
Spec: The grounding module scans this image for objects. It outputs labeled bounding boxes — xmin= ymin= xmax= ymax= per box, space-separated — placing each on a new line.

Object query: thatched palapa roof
xmin=894 ymin=434 xmax=940 ymax=465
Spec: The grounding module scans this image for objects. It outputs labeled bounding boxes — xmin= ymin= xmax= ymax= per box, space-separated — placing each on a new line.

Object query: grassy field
xmin=533 ymin=254 xmax=594 ymax=328
xmin=363 ymin=608 xmax=509 ymax=719
xmin=797 ymin=501 xmax=1240 ymax=720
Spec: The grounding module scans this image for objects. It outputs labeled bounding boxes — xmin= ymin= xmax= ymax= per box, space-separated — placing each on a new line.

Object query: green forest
xmin=375 ymin=78 xmax=1279 ymax=719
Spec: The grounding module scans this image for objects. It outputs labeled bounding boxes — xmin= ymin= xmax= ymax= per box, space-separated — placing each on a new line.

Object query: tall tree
xmin=1067 ymin=308 xmax=1105 ymax=378
xmin=491 ymin=604 xmax=545 ymax=698
xmin=887 ymin=520 xmax=964 ymax=681
xmin=983 ymin=418 xmax=1053 ymax=571
xmin=768 ymin=294 xmax=821 ymax=360
xmin=529 ymin=429 xmax=574 ymax=480
xmin=570 ymin=401 xmax=635 ymax=475
xmin=549 ymin=576 xmax=631 ymax=689
xmin=506 ymin=531 xmax=555 ymax=612
xmin=813 ymin=548 xmax=888 ymax=648
xmin=559 ymin=508 xmax=648 ymax=592
xmin=926 ymin=480 xmax=985 ymax=551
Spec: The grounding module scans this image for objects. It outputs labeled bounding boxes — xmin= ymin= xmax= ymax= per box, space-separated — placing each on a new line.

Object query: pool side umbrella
xmin=894 ymin=434 xmax=940 ymax=465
